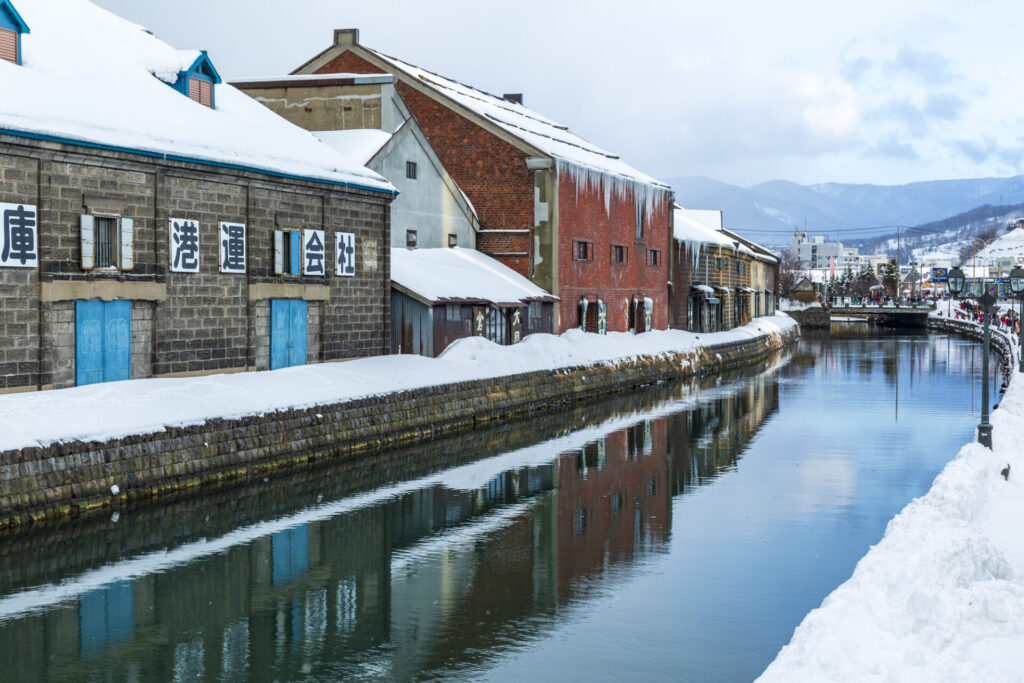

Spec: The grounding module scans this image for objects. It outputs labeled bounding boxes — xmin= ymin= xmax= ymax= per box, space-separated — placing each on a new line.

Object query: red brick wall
xmin=557 ymin=178 xmax=670 ymax=333
xmin=314 ymin=50 xmax=535 ymax=277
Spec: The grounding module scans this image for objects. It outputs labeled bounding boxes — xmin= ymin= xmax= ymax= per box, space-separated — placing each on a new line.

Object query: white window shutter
xmin=120 ymin=218 xmax=134 ymax=271
xmin=80 ymin=215 xmax=95 ymax=270
xmin=273 ymin=230 xmax=284 ymax=275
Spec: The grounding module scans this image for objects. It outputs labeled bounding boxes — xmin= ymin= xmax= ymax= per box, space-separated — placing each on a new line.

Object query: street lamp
xmin=1010 ymin=265 xmax=1024 ymax=373
xmin=948 ymin=266 xmax=994 ymax=448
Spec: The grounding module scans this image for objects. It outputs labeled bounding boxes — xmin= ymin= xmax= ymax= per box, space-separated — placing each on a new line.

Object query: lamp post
xmin=1010 ymin=265 xmax=1024 ymax=373
xmin=948 ymin=266 xmax=993 ymax=448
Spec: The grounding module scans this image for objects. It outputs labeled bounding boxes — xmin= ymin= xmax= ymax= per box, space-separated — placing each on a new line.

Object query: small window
xmin=406 ymin=161 xmax=417 ymax=179
xmin=0 ymin=28 xmax=17 ymax=65
xmin=573 ymin=240 xmax=592 ymax=261
xmin=274 ymin=229 xmax=301 ymax=275
xmin=612 ymin=245 xmax=627 ymax=264
xmin=715 ymin=257 xmax=729 ymax=271
xmin=94 ymin=217 xmax=118 ymax=268
xmin=406 ymin=230 xmax=417 ymax=248
xmin=447 ymin=234 xmax=457 ymax=248
xmin=188 ymin=77 xmax=213 ymax=108
xmin=528 ymin=301 xmax=542 ymax=322
xmin=736 ymin=260 xmax=747 ymax=274
xmin=445 ymin=303 xmax=460 ymax=321
xmin=649 ymin=249 xmax=660 ymax=266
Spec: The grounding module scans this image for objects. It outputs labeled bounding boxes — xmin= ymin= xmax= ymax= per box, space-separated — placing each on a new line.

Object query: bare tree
xmin=778 ymin=248 xmax=805 ymax=297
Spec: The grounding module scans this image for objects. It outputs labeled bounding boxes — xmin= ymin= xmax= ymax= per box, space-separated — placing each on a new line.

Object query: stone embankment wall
xmin=784 ymin=306 xmax=830 ymax=329
xmin=0 ymin=324 xmax=799 ymax=530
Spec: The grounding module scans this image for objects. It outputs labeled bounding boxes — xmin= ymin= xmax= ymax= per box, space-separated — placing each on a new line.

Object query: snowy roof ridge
xmin=360 ymin=45 xmax=671 ymax=195
xmin=0 ymin=0 xmax=395 ymax=194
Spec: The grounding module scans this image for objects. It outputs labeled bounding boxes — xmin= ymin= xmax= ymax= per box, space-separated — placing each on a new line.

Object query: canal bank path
xmin=761 ymin=319 xmax=1024 ymax=682
xmin=0 ymin=314 xmax=797 ymax=452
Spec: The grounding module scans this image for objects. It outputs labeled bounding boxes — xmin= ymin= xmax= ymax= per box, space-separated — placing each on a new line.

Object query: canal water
xmin=0 ymin=326 xmax=1004 ymax=682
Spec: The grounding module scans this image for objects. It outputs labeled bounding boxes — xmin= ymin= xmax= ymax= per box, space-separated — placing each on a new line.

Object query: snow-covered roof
xmin=355 ymin=45 xmax=671 ymax=211
xmin=391 ymin=247 xmax=557 ymax=306
xmin=0 ymin=0 xmax=395 ymax=194
xmin=314 ymin=129 xmax=393 ymax=166
xmin=673 ymin=205 xmax=755 ymax=255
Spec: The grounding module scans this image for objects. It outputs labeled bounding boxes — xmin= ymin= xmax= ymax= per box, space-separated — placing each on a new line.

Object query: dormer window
xmin=171 ymin=50 xmax=222 ymax=109
xmin=0 ymin=0 xmax=30 ymax=66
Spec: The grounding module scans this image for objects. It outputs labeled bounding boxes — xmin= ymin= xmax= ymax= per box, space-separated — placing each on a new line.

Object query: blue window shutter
xmin=103 ymin=300 xmax=131 ymax=381
xmin=289 ymin=231 xmax=301 ymax=275
xmin=290 ymin=300 xmax=307 ymax=367
xmin=75 ymin=300 xmax=105 ymax=385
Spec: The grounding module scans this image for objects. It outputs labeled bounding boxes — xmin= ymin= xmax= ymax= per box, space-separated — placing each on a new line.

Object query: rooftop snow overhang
xmin=231 ymin=73 xmax=396 ymax=89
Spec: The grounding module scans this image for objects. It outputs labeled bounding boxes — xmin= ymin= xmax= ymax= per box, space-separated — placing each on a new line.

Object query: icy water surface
xmin=0 ymin=326 xmax=1005 ymax=681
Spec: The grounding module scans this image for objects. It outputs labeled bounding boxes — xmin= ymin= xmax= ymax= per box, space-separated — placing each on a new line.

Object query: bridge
xmin=828 ymin=299 xmax=935 ymax=327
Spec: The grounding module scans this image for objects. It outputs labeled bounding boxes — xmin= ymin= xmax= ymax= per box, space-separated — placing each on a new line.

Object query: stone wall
xmin=0 ymin=324 xmax=799 ymax=530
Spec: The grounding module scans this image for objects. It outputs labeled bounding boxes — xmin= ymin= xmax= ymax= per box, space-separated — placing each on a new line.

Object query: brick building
xmin=290 ymin=29 xmax=674 ymax=333
xmin=0 ymin=0 xmax=395 ymax=393
xmin=670 ymin=206 xmax=779 ymax=332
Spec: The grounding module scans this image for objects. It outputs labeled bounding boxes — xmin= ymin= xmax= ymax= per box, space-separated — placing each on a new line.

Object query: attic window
xmin=188 ymin=77 xmax=213 ymax=107
xmin=0 ymin=0 xmax=30 ymax=66
xmin=0 ymin=28 xmax=16 ymax=64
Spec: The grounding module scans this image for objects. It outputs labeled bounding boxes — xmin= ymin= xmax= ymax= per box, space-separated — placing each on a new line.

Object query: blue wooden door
xmin=76 ymin=300 xmax=131 ymax=386
xmin=75 ymin=301 xmax=105 ymax=385
xmin=289 ymin=300 xmax=307 ymax=367
xmin=270 ymin=299 xmax=307 ymax=369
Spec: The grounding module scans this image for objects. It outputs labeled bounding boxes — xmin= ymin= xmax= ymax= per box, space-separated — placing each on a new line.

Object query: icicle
xmin=555 ymin=159 xmax=671 ymax=223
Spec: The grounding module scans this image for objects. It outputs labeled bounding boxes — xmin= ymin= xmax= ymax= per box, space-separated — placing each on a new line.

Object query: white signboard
xmin=335 ymin=231 xmax=355 ymax=277
xmin=0 ymin=202 xmax=38 ymax=268
xmin=169 ymin=218 xmax=200 ymax=273
xmin=303 ymin=229 xmax=326 ymax=276
xmin=219 ymin=222 xmax=246 ymax=273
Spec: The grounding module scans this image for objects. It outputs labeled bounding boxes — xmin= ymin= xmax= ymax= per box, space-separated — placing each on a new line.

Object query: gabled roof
xmin=0 ymin=0 xmax=29 ymax=33
xmin=181 ymin=49 xmax=221 ymax=83
xmin=293 ymin=31 xmax=671 ymax=209
xmin=391 ymin=247 xmax=557 ymax=307
xmin=0 ymin=0 xmax=395 ymax=194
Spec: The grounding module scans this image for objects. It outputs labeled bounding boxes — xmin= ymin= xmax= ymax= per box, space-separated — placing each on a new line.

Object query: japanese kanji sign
xmin=303 ymin=229 xmax=325 ymax=276
xmin=0 ymin=203 xmax=38 ymax=268
xmin=169 ymin=218 xmax=200 ymax=273
xmin=335 ymin=231 xmax=355 ymax=277
xmin=219 ymin=222 xmax=246 ymax=273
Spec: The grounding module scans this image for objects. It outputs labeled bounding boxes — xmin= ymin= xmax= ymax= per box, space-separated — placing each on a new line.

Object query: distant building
xmin=790 ymin=231 xmax=844 ymax=270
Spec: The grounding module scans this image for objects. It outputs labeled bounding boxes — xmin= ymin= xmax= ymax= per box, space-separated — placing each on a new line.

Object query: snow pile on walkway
xmin=0 ymin=315 xmax=796 ymax=452
xmin=779 ymin=299 xmax=820 ymax=311
xmin=760 ymin=339 xmax=1024 ymax=681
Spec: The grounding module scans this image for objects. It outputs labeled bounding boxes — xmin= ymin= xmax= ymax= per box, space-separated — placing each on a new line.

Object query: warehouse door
xmin=75 ymin=300 xmax=131 ymax=386
xmin=270 ymin=299 xmax=307 ymax=369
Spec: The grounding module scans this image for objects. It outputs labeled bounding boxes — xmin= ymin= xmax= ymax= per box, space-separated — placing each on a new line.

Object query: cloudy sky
xmin=94 ymin=0 xmax=1024 ymax=188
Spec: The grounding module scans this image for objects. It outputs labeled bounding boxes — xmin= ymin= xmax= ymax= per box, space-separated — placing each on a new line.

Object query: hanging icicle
xmin=555 ymin=159 xmax=671 ymax=222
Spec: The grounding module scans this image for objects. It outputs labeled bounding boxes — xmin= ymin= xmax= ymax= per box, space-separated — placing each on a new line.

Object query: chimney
xmin=334 ymin=28 xmax=359 ymax=47
xmin=503 ymin=93 xmax=523 ymax=105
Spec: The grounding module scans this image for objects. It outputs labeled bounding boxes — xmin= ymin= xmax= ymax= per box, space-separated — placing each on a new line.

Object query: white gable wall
xmin=371 ymin=121 xmax=478 ymax=249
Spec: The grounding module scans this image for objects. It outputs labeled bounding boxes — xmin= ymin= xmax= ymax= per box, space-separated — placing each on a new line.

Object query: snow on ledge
xmin=0 ymin=315 xmax=797 ymax=453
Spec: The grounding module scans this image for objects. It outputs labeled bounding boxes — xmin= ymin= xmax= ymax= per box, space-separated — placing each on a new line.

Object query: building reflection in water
xmin=0 ymin=368 xmax=780 ymax=682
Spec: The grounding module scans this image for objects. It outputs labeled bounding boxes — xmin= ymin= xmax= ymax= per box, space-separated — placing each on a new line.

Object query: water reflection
xmin=0 ymin=328 xmax=992 ymax=681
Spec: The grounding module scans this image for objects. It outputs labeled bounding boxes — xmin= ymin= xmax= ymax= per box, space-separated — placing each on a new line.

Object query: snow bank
xmin=0 ymin=315 xmax=797 ymax=453
xmin=0 ymin=0 xmax=393 ymax=192
xmin=759 ymin=327 xmax=1024 ymax=682
xmin=779 ymin=299 xmax=821 ymax=311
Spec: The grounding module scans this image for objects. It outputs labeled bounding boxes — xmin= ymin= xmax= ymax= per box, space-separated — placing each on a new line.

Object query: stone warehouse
xmin=0 ymin=0 xmax=396 ymax=393
xmin=290 ymin=29 xmax=674 ymax=333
